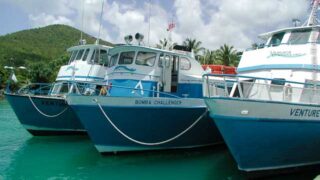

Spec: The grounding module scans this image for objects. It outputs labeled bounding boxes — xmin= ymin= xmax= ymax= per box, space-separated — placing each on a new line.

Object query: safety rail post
xmin=237 ymin=76 xmax=244 ymax=98
xmin=206 ymin=75 xmax=211 ymax=98
xmin=152 ymin=86 xmax=156 ymax=98
xmin=224 ymin=75 xmax=228 ymax=97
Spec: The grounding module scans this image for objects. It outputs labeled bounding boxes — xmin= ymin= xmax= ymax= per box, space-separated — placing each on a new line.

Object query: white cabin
xmin=238 ymin=26 xmax=320 ymax=85
xmin=56 ymin=44 xmax=112 ymax=82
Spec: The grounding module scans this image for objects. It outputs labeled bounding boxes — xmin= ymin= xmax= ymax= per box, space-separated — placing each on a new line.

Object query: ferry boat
xmin=5 ymin=42 xmax=112 ymax=135
xmin=203 ymin=0 xmax=320 ymax=173
xmin=66 ymin=34 xmax=223 ymax=153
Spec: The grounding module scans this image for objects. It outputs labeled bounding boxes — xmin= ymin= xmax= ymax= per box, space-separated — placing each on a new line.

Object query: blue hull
xmin=207 ymin=97 xmax=320 ymax=172
xmin=5 ymin=93 xmax=85 ymax=135
xmin=69 ymin=98 xmax=223 ymax=153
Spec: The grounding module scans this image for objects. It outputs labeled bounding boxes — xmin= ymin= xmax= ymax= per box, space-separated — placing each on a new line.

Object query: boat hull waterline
xmin=205 ymin=97 xmax=320 ymax=172
xmin=5 ymin=93 xmax=85 ymax=135
xmin=67 ymin=95 xmax=223 ymax=153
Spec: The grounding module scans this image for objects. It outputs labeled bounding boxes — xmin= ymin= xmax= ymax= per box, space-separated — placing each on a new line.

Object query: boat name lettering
xmin=134 ymin=100 xmax=152 ymax=105
xmin=290 ymin=108 xmax=320 ymax=117
xmin=153 ymin=100 xmax=182 ymax=105
xmin=135 ymin=99 xmax=182 ymax=105
xmin=41 ymin=100 xmax=66 ymax=106
xmin=267 ymin=51 xmax=306 ymax=58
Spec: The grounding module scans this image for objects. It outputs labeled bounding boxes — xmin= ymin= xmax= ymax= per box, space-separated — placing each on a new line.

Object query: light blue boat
xmin=203 ymin=1 xmax=320 ymax=172
xmin=67 ymin=35 xmax=223 ymax=153
xmin=5 ymin=43 xmax=112 ymax=135
xmin=204 ymin=74 xmax=320 ymax=172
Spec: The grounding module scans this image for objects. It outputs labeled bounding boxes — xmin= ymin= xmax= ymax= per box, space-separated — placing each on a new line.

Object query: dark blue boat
xmin=5 ymin=43 xmax=112 ymax=135
xmin=67 ymin=38 xmax=223 ymax=153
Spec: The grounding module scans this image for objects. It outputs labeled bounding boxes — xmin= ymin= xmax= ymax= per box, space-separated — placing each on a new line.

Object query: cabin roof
xmin=109 ymin=45 xmax=194 ymax=58
xmin=258 ymin=25 xmax=320 ymax=40
xmin=67 ymin=44 xmax=113 ymax=52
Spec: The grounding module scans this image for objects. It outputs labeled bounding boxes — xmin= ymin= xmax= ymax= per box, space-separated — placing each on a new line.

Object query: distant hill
xmin=0 ymin=24 xmax=113 ymax=87
xmin=0 ymin=24 xmax=113 ymax=66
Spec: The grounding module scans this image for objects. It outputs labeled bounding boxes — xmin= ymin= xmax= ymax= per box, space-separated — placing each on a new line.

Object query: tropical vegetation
xmin=0 ymin=24 xmax=112 ymax=90
xmin=156 ymin=38 xmax=241 ymax=66
xmin=0 ymin=24 xmax=241 ymax=91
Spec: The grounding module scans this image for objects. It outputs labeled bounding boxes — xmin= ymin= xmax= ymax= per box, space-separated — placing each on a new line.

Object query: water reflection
xmin=4 ymin=136 xmax=243 ymax=180
xmin=1 ymin=99 xmax=320 ymax=180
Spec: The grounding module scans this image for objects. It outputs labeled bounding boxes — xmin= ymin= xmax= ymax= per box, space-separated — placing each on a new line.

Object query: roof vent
xmin=79 ymin=39 xmax=86 ymax=45
xmin=135 ymin=33 xmax=144 ymax=45
xmin=124 ymin=35 xmax=133 ymax=44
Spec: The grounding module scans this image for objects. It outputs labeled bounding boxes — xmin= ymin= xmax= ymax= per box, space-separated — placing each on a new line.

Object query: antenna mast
xmin=81 ymin=0 xmax=84 ymax=41
xmin=97 ymin=0 xmax=105 ymax=45
xmin=308 ymin=0 xmax=320 ymax=82
xmin=307 ymin=0 xmax=320 ymax=26
xmin=147 ymin=0 xmax=151 ymax=47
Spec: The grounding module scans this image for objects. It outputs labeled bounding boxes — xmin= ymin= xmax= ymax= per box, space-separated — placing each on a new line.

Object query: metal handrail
xmin=203 ymin=74 xmax=320 ymax=105
xmin=203 ymin=74 xmax=317 ymax=86
xmin=70 ymin=82 xmax=182 ymax=99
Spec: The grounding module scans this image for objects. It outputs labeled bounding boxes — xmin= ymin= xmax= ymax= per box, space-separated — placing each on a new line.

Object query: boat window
xmin=118 ymin=51 xmax=135 ymax=65
xmin=91 ymin=49 xmax=108 ymax=65
xmin=91 ymin=49 xmax=97 ymax=64
xmin=180 ymin=57 xmax=191 ymax=70
xmin=158 ymin=53 xmax=171 ymax=68
xmin=59 ymin=83 xmax=70 ymax=94
xmin=69 ymin=50 xmax=78 ymax=63
xmin=269 ymin=32 xmax=285 ymax=47
xmin=82 ymin=49 xmax=90 ymax=61
xmin=50 ymin=83 xmax=61 ymax=95
xmin=99 ymin=49 xmax=108 ymax=66
xmin=135 ymin=51 xmax=156 ymax=67
xmin=109 ymin=53 xmax=119 ymax=67
xmin=75 ymin=49 xmax=84 ymax=60
xmin=288 ymin=29 xmax=311 ymax=44
xmin=158 ymin=53 xmax=164 ymax=67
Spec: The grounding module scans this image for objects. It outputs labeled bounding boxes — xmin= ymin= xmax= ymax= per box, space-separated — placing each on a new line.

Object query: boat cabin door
xmin=161 ymin=54 xmax=179 ymax=93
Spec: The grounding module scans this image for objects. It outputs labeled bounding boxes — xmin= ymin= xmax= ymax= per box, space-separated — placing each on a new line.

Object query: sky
xmin=0 ymin=0 xmax=311 ymax=50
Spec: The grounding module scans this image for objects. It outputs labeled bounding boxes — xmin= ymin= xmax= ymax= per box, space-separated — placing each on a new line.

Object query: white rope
xmin=94 ymin=98 xmax=208 ymax=146
xmin=28 ymin=95 xmax=68 ymax=118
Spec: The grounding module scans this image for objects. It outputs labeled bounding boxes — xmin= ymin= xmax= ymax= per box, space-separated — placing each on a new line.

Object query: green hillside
xmin=0 ymin=24 xmax=113 ymax=88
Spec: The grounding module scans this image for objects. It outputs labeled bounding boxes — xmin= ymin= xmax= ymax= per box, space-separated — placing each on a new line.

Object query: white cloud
xmin=2 ymin=0 xmax=312 ymax=50
xmin=29 ymin=13 xmax=74 ymax=27
xmin=5 ymin=0 xmax=75 ymax=16
xmin=173 ymin=0 xmax=309 ymax=50
xmin=103 ymin=1 xmax=172 ymax=45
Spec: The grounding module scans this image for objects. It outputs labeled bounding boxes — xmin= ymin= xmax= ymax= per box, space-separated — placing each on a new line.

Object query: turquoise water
xmin=0 ymin=99 xmax=319 ymax=180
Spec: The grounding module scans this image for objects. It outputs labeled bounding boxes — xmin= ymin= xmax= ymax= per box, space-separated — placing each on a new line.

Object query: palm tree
xmin=183 ymin=38 xmax=204 ymax=55
xmin=199 ymin=49 xmax=216 ymax=65
xmin=156 ymin=38 xmax=176 ymax=50
xmin=215 ymin=44 xmax=240 ymax=66
xmin=156 ymin=38 xmax=168 ymax=49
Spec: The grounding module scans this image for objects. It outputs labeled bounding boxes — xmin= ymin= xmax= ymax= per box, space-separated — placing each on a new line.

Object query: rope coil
xmin=28 ymin=95 xmax=68 ymax=118
xmin=94 ymin=98 xmax=207 ymax=146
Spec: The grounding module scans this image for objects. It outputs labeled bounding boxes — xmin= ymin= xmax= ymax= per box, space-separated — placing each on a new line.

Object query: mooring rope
xmin=28 ymin=95 xmax=68 ymax=118
xmin=94 ymin=98 xmax=207 ymax=146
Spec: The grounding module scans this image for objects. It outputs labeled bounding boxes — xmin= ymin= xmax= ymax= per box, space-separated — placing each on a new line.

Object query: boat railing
xmin=203 ymin=74 xmax=320 ymax=105
xmin=70 ymin=82 xmax=182 ymax=99
xmin=17 ymin=83 xmax=54 ymax=96
xmin=16 ymin=81 xmax=105 ymax=97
